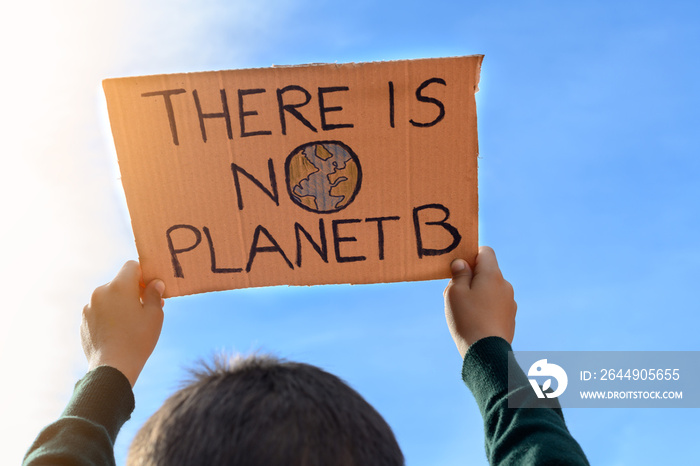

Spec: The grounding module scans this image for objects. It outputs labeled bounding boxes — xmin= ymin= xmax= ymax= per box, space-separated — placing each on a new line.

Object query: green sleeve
xmin=23 ymin=366 xmax=135 ymax=466
xmin=461 ymin=337 xmax=589 ymax=465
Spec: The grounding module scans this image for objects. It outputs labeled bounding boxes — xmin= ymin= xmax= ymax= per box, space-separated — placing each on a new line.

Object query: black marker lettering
xmin=141 ymin=89 xmax=186 ymax=145
xmin=277 ymin=85 xmax=317 ymax=135
xmin=409 ymin=78 xmax=446 ymax=128
xmin=238 ymin=88 xmax=272 ymax=138
xmin=246 ymin=225 xmax=294 ymax=272
xmin=412 ymin=203 xmax=461 ymax=258
xmin=203 ymin=227 xmax=243 ymax=274
xmin=166 ymin=224 xmax=202 ymax=278
xmin=318 ymin=86 xmax=354 ymax=131
xmin=192 ymin=89 xmax=233 ymax=143
xmin=294 ymin=219 xmax=328 ymax=267
xmin=332 ymin=218 xmax=366 ymax=263
xmin=388 ymin=81 xmax=395 ymax=128
xmin=365 ymin=216 xmax=400 ymax=260
xmin=230 ymin=159 xmax=279 ymax=210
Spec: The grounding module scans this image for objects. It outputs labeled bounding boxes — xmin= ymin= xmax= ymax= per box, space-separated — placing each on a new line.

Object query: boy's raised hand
xmin=80 ymin=261 xmax=165 ymax=387
xmin=444 ymin=246 xmax=517 ymax=358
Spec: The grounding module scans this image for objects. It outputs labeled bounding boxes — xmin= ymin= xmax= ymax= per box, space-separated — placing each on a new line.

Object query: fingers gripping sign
xmin=81 ymin=261 xmax=166 ymax=387
xmin=444 ymin=246 xmax=517 ymax=358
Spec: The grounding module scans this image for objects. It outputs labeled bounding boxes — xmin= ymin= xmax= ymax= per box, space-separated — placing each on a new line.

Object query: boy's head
xmin=127 ymin=354 xmax=404 ymax=466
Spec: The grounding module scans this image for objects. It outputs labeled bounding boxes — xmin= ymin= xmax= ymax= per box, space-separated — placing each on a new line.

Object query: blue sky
xmin=2 ymin=1 xmax=699 ymax=464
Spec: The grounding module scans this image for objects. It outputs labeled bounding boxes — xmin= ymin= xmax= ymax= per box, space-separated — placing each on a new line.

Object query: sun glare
xmin=0 ymin=2 xmax=133 ymax=464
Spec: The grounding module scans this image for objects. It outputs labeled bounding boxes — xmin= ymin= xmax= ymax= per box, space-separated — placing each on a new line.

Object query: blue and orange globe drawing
xmin=284 ymin=141 xmax=362 ymax=213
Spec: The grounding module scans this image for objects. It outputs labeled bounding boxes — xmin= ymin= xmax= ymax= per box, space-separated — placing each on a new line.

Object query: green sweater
xmin=23 ymin=366 xmax=133 ymax=465
xmin=462 ymin=337 xmax=589 ymax=465
xmin=24 ymin=337 xmax=588 ymax=465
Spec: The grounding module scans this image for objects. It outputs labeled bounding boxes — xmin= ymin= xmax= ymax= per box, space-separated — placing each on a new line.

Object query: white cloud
xmin=0 ymin=2 xmax=134 ymax=463
xmin=0 ymin=1 xmax=307 ymax=463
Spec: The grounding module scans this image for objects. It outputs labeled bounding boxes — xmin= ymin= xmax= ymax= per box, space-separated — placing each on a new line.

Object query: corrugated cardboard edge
xmin=103 ymin=55 xmax=485 ymax=84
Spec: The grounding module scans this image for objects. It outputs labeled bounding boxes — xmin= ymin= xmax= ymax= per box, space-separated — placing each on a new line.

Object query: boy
xmin=24 ymin=247 xmax=588 ymax=465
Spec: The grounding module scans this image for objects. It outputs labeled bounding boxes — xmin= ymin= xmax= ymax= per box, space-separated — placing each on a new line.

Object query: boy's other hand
xmin=81 ymin=261 xmax=165 ymax=387
xmin=444 ymin=246 xmax=517 ymax=359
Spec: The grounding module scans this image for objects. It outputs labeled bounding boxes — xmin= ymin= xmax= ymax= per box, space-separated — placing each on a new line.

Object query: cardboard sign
xmin=103 ymin=56 xmax=482 ymax=297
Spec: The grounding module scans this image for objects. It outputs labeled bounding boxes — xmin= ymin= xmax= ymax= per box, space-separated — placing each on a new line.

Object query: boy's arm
xmin=444 ymin=247 xmax=589 ymax=465
xmin=444 ymin=246 xmax=516 ymax=357
xmin=23 ymin=261 xmax=165 ymax=465
xmin=80 ymin=260 xmax=165 ymax=387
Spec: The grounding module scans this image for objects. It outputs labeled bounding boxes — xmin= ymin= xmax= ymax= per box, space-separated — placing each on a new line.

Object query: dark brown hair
xmin=127 ymin=354 xmax=404 ymax=466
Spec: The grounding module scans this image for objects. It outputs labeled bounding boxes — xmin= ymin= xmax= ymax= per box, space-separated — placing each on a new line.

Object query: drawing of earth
xmin=285 ymin=141 xmax=362 ymax=213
